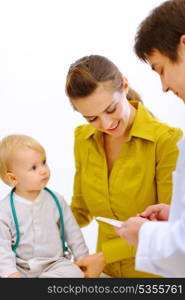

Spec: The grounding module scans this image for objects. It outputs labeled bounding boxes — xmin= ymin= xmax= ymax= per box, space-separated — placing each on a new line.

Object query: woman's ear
xmin=121 ymin=76 xmax=129 ymax=94
xmin=4 ymin=172 xmax=17 ymax=186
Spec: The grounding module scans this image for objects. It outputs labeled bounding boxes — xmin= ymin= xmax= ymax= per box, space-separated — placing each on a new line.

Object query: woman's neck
xmin=126 ymin=102 xmax=137 ymax=136
xmin=105 ymin=102 xmax=136 ymax=142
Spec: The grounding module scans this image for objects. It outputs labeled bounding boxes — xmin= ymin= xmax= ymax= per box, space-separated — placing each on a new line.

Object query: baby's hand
xmin=8 ymin=272 xmax=22 ymax=278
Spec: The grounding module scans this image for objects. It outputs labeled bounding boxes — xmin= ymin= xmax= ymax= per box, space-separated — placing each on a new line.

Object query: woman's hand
xmin=139 ymin=203 xmax=170 ymax=221
xmin=8 ymin=272 xmax=22 ymax=278
xmin=114 ymin=217 xmax=148 ymax=245
xmin=75 ymin=252 xmax=106 ymax=278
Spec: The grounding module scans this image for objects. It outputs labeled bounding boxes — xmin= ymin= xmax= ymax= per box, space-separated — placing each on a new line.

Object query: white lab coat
xmin=136 ymin=137 xmax=185 ymax=277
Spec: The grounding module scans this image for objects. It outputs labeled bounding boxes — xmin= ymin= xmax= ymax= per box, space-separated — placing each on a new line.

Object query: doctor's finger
xmin=140 ymin=205 xmax=162 ymax=218
xmin=114 ymin=226 xmax=127 ymax=238
xmin=149 ymin=213 xmax=158 ymax=221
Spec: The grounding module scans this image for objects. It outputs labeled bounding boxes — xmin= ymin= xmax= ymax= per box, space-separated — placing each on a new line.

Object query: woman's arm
xmin=71 ymin=127 xmax=93 ymax=227
xmin=155 ymin=128 xmax=183 ymax=204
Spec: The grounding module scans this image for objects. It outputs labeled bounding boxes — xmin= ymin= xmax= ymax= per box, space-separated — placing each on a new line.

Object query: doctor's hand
xmin=139 ymin=203 xmax=170 ymax=221
xmin=75 ymin=252 xmax=106 ymax=278
xmin=114 ymin=217 xmax=148 ymax=245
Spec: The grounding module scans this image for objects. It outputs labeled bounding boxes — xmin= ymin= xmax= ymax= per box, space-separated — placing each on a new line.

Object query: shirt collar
xmin=84 ymin=125 xmax=97 ymax=140
xmin=84 ymin=101 xmax=156 ymax=142
xmin=128 ymin=101 xmax=156 ymax=142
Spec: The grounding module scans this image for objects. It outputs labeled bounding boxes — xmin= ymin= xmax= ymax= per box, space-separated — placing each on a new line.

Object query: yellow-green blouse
xmin=71 ymin=101 xmax=183 ymax=273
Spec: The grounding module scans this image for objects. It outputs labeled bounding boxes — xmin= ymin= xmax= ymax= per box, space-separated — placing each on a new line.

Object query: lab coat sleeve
xmin=0 ymin=202 xmax=18 ymax=277
xmin=58 ymin=194 xmax=89 ymax=261
xmin=136 ymin=213 xmax=185 ymax=277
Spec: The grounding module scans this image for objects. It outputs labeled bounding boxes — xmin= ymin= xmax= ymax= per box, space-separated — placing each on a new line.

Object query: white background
xmin=0 ymin=0 xmax=185 ymax=254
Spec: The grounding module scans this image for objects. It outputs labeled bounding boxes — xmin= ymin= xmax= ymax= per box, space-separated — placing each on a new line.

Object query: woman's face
xmin=72 ymin=81 xmax=133 ymax=138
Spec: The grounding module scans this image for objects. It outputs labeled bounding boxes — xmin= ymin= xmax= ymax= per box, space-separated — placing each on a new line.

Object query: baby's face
xmin=10 ymin=148 xmax=50 ymax=191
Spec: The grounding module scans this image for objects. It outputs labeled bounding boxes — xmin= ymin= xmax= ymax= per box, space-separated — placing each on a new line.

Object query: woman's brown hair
xmin=65 ymin=55 xmax=143 ymax=104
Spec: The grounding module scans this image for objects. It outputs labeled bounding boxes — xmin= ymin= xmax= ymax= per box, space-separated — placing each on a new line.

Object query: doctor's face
xmin=147 ymin=48 xmax=185 ymax=102
xmin=72 ymin=82 xmax=133 ymax=138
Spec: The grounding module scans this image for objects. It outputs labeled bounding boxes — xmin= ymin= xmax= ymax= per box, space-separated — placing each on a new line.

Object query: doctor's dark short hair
xmin=134 ymin=0 xmax=185 ymax=62
xmin=0 ymin=134 xmax=46 ymax=185
xmin=65 ymin=55 xmax=142 ymax=106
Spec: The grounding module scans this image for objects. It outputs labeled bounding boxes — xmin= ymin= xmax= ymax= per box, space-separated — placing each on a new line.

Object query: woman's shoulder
xmin=142 ymin=105 xmax=183 ymax=140
xmin=74 ymin=124 xmax=95 ymax=139
xmin=152 ymin=118 xmax=183 ymax=140
xmin=133 ymin=102 xmax=183 ymax=143
xmin=153 ymin=120 xmax=183 ymax=148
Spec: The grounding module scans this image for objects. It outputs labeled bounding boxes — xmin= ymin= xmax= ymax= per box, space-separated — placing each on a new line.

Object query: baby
xmin=0 ymin=134 xmax=89 ymax=278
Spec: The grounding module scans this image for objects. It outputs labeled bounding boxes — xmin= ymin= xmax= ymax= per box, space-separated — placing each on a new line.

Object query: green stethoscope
xmin=10 ymin=186 xmax=69 ymax=255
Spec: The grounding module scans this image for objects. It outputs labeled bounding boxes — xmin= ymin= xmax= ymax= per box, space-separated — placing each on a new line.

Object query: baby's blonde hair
xmin=0 ymin=134 xmax=45 ymax=185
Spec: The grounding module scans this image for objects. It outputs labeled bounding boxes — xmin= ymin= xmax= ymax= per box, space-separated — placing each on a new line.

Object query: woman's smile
xmin=107 ymin=120 xmax=120 ymax=132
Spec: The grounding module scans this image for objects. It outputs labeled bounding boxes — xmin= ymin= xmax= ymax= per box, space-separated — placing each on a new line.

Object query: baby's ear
xmin=4 ymin=172 xmax=17 ymax=186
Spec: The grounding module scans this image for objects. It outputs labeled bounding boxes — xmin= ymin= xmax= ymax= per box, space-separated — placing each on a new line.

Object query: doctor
xmin=115 ymin=0 xmax=185 ymax=277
